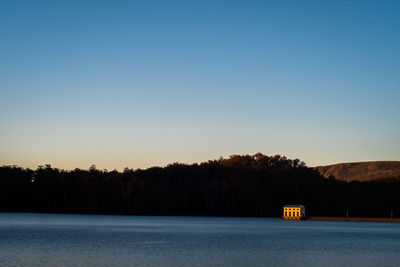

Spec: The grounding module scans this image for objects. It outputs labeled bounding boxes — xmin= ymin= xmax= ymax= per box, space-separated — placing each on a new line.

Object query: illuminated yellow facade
xmin=283 ymin=205 xmax=305 ymax=220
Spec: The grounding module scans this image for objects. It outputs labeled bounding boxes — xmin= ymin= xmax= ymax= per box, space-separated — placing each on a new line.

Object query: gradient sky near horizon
xmin=1 ymin=0 xmax=399 ymax=170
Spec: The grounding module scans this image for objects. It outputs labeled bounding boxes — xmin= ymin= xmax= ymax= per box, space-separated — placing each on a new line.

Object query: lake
xmin=0 ymin=213 xmax=400 ymax=266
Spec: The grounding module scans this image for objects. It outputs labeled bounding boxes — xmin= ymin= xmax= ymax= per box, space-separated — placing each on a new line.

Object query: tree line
xmin=1 ymin=153 xmax=400 ymax=218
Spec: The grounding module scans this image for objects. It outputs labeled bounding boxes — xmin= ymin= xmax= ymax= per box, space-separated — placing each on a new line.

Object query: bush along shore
xmin=307 ymin=217 xmax=400 ymax=222
xmin=1 ymin=154 xmax=400 ymax=218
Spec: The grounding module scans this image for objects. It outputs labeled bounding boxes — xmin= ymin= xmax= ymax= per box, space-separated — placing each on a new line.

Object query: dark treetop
xmin=1 ymin=154 xmax=400 ymax=217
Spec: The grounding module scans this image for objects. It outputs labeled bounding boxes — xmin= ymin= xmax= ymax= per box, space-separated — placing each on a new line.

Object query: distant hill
xmin=315 ymin=161 xmax=400 ymax=182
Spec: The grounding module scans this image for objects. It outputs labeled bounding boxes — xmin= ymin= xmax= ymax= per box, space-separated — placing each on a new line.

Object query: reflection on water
xmin=0 ymin=213 xmax=400 ymax=266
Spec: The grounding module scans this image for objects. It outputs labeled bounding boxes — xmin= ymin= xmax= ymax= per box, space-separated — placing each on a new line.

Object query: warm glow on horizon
xmin=1 ymin=1 xmax=399 ymax=170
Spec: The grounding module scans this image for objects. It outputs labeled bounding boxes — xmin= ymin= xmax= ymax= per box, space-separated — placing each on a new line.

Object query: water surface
xmin=0 ymin=213 xmax=399 ymax=266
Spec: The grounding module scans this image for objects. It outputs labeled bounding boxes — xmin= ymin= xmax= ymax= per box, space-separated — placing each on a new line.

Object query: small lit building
xmin=283 ymin=205 xmax=305 ymax=220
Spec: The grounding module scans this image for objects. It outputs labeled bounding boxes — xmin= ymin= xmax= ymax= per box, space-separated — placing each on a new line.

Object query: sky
xmin=1 ymin=0 xmax=399 ymax=170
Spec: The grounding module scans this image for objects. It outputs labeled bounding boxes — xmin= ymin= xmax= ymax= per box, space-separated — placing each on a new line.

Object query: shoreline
xmin=307 ymin=216 xmax=400 ymax=223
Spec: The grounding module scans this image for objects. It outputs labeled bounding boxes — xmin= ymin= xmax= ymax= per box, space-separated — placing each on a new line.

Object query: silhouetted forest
xmin=1 ymin=153 xmax=400 ymax=218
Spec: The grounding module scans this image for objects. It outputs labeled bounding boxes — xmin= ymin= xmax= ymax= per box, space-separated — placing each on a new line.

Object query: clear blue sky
xmin=1 ymin=0 xmax=399 ymax=170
